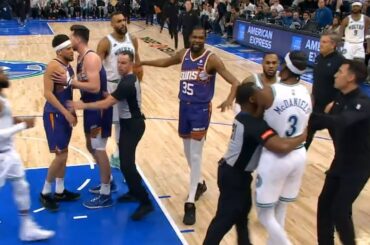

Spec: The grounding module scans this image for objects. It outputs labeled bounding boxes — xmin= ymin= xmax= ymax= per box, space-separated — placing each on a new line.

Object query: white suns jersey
xmin=345 ymin=15 xmax=365 ymax=43
xmin=264 ymin=83 xmax=312 ymax=138
xmin=103 ymin=33 xmax=135 ymax=81
xmin=0 ymin=96 xmax=15 ymax=151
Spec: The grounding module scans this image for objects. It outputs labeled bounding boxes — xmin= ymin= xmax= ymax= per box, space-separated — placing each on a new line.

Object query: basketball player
xmin=235 ymin=52 xmax=280 ymax=113
xmin=53 ymin=25 xmax=113 ymax=209
xmin=255 ymin=51 xmax=312 ymax=245
xmin=40 ymin=34 xmax=80 ymax=211
xmin=97 ymin=11 xmax=142 ymax=171
xmin=0 ymin=68 xmax=54 ymax=241
xmin=340 ymin=2 xmax=370 ymax=61
xmin=140 ymin=26 xmax=239 ymax=225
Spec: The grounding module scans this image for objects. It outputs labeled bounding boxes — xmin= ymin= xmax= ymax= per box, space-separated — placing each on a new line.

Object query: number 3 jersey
xmin=264 ymin=83 xmax=312 ymax=138
xmin=179 ymin=49 xmax=216 ymax=103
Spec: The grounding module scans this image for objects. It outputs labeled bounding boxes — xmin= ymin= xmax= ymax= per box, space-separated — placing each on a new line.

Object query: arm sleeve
xmin=111 ymin=76 xmax=136 ymax=101
xmin=0 ymin=122 xmax=27 ymax=141
xmin=247 ymin=117 xmax=276 ymax=144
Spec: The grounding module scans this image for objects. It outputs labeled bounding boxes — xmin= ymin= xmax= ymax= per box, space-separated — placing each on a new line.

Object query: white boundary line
xmin=73 ymin=215 xmax=88 ymax=220
xmin=46 ymin=22 xmax=55 ymax=35
xmin=33 ymin=207 xmax=45 ymax=213
xmin=77 ymin=178 xmax=91 ymax=191
xmin=137 ymin=165 xmax=188 ymax=245
xmin=16 ymin=136 xmax=95 ymax=169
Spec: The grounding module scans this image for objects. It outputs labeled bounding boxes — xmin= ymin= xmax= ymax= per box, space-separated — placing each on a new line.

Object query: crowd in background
xmin=1 ymin=0 xmax=370 ymax=39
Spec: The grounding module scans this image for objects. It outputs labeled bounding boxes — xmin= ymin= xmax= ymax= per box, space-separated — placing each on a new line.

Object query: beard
xmin=116 ymin=26 xmax=127 ymax=36
xmin=0 ymin=80 xmax=10 ymax=88
xmin=190 ymin=43 xmax=204 ymax=53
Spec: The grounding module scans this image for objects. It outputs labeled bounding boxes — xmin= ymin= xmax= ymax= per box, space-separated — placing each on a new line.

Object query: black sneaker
xmin=183 ymin=202 xmax=196 ymax=225
xmin=39 ymin=193 xmax=59 ymax=211
xmin=117 ymin=192 xmax=139 ymax=203
xmin=195 ymin=181 xmax=207 ymax=201
xmin=54 ymin=189 xmax=80 ymax=202
xmin=131 ymin=202 xmax=154 ymax=221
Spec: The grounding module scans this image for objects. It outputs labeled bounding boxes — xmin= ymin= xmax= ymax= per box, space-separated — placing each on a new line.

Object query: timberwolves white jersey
xmin=253 ymin=73 xmax=280 ymax=89
xmin=0 ymin=95 xmax=15 ymax=151
xmin=103 ymin=33 xmax=135 ymax=81
xmin=345 ymin=15 xmax=365 ymax=43
xmin=264 ymin=83 xmax=312 ymax=138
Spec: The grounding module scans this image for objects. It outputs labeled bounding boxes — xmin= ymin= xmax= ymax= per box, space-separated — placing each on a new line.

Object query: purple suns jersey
xmin=179 ymin=49 xmax=216 ymax=103
xmin=44 ymin=59 xmax=74 ymax=113
xmin=77 ymin=50 xmax=108 ymax=103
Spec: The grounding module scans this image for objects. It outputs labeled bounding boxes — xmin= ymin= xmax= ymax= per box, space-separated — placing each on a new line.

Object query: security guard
xmin=203 ymin=82 xmax=307 ymax=245
xmin=179 ymin=0 xmax=200 ymax=48
xmin=311 ymin=60 xmax=370 ymax=245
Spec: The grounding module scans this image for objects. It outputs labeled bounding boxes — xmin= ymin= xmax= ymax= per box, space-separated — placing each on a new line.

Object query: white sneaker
xmin=19 ymin=218 xmax=55 ymax=241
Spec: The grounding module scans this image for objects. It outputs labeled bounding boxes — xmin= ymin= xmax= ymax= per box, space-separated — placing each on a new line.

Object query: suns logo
xmin=0 ymin=60 xmax=46 ymax=79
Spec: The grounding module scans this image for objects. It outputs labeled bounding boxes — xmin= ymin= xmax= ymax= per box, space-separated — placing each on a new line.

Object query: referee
xmin=70 ymin=50 xmax=153 ymax=221
xmin=306 ymin=32 xmax=344 ymax=149
xmin=203 ymin=82 xmax=307 ymax=245
xmin=310 ymin=60 xmax=370 ymax=245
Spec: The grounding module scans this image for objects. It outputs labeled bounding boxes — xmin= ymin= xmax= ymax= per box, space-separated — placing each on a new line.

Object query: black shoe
xmin=183 ymin=202 xmax=196 ymax=225
xmin=117 ymin=192 xmax=139 ymax=203
xmin=54 ymin=189 xmax=80 ymax=202
xmin=39 ymin=193 xmax=59 ymax=211
xmin=195 ymin=181 xmax=207 ymax=201
xmin=131 ymin=202 xmax=154 ymax=221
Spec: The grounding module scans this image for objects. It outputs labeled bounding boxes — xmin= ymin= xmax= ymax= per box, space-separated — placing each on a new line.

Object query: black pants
xmin=119 ymin=117 xmax=150 ymax=204
xmin=204 ymin=163 xmax=253 ymax=245
xmin=183 ymin=31 xmax=191 ymax=49
xmin=317 ymin=174 xmax=369 ymax=245
xmin=169 ymin=22 xmax=178 ymax=49
xmin=306 ymin=104 xmax=326 ymax=149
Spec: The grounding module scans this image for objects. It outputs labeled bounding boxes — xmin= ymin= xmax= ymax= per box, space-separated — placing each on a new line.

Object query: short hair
xmin=52 ymin=34 xmax=69 ymax=48
xmin=118 ymin=49 xmax=134 ymax=62
xmin=191 ymin=26 xmax=207 ymax=36
xmin=263 ymin=52 xmax=279 ymax=60
xmin=321 ymin=30 xmax=341 ymax=45
xmin=70 ymin=24 xmax=89 ymax=43
xmin=110 ymin=11 xmax=124 ymax=19
xmin=236 ymin=82 xmax=258 ymax=105
xmin=343 ymin=59 xmax=367 ymax=84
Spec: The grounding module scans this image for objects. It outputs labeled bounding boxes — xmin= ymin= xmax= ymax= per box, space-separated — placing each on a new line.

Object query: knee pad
xmin=11 ymin=178 xmax=30 ymax=211
xmin=91 ymin=135 xmax=107 ymax=151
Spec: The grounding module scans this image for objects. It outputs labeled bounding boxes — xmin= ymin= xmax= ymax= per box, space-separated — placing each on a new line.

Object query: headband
xmin=54 ymin=40 xmax=71 ymax=52
xmin=284 ymin=53 xmax=305 ymax=75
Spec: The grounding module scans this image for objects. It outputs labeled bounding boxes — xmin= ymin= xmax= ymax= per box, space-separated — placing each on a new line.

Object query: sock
xmin=257 ymin=207 xmax=292 ymax=245
xmin=275 ymin=201 xmax=288 ymax=228
xmin=183 ymin=138 xmax=191 ymax=167
xmin=186 ymin=138 xmax=205 ymax=203
xmin=55 ymin=178 xmax=65 ymax=194
xmin=41 ymin=181 xmax=52 ymax=195
xmin=20 ymin=214 xmax=31 ymax=226
xmin=100 ymin=183 xmax=111 ymax=195
xmin=114 ymin=124 xmax=120 ymax=158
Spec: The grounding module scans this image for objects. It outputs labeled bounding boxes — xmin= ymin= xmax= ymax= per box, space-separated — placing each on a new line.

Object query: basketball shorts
xmin=342 ymin=42 xmax=365 ymax=60
xmin=43 ymin=112 xmax=72 ymax=152
xmin=255 ymin=146 xmax=307 ymax=207
xmin=178 ymin=101 xmax=212 ymax=140
xmin=83 ymin=108 xmax=113 ymax=139
xmin=107 ymin=80 xmax=120 ymax=123
xmin=0 ymin=149 xmax=24 ymax=188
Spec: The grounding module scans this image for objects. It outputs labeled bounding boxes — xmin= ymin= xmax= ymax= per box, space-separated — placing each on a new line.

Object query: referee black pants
xmin=204 ymin=162 xmax=253 ymax=245
xmin=119 ymin=117 xmax=150 ymax=204
xmin=317 ymin=173 xmax=369 ymax=245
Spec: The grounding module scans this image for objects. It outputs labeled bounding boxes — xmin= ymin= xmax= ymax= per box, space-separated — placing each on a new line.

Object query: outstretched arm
xmin=208 ymin=54 xmax=240 ymax=111
xmin=140 ymin=49 xmax=185 ymax=67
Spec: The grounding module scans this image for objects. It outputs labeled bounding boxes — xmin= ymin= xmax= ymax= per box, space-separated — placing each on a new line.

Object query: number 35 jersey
xmin=179 ymin=49 xmax=216 ymax=103
xmin=264 ymin=83 xmax=312 ymax=138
